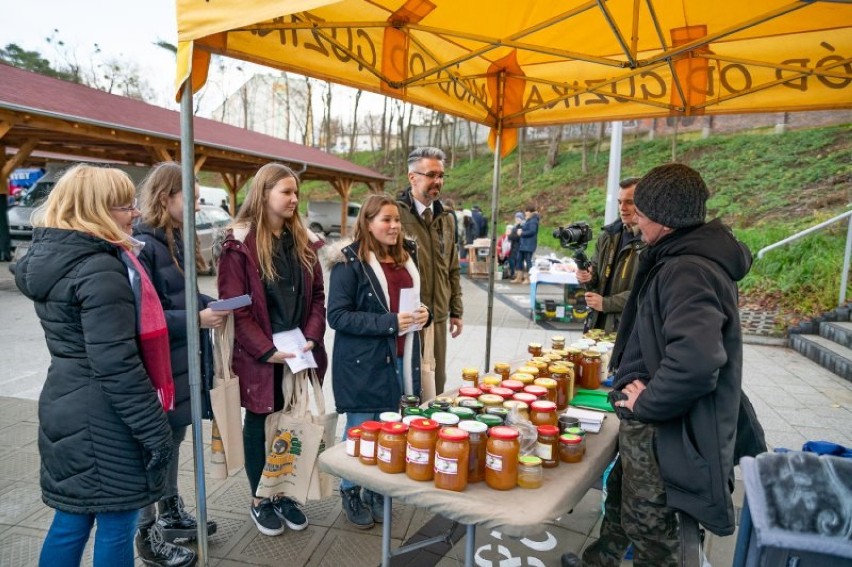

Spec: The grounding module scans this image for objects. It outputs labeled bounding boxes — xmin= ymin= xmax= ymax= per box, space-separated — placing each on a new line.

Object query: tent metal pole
xmin=484 ymin=72 xmax=505 ymax=373
xmin=180 ymin=80 xmax=210 ymax=565
xmin=604 ymin=121 xmax=623 ymax=226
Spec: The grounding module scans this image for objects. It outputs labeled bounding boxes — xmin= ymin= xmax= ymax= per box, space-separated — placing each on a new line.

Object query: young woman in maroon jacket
xmin=217 ymin=163 xmax=327 ymax=537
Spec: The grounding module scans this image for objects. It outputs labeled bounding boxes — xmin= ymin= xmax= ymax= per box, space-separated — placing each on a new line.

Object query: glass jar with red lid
xmin=434 ymin=427 xmax=470 ymax=492
xmin=358 ymin=421 xmax=383 ymax=465
xmin=406 ymin=418 xmax=439 ymax=481
xmin=459 ymin=420 xmax=488 ymax=483
xmin=485 ymin=426 xmax=520 ymax=490
xmin=500 ymin=379 xmax=524 ymax=393
xmin=512 ymin=392 xmax=538 ymax=405
xmin=523 ymin=384 xmax=548 ymax=399
xmin=535 ymin=424 xmax=560 ymax=468
xmin=489 ymin=386 xmax=515 ymax=400
xmin=458 ymin=386 xmax=483 ymax=398
xmin=529 ymin=400 xmax=558 ymax=427
xmin=345 ymin=426 xmax=362 ymax=457
xmin=377 ymin=422 xmax=409 ymax=474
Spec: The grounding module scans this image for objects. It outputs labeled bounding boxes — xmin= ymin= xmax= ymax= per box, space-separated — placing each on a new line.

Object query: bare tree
xmin=466 ymin=120 xmax=478 ymax=162
xmin=321 ymin=81 xmax=334 ymax=151
xmin=594 ymin=122 xmax=605 ymax=163
xmin=303 ymin=78 xmax=314 ymax=146
xmin=671 ymin=117 xmax=680 ymax=162
xmin=348 ymin=89 xmax=362 ymax=158
xmin=581 ymin=124 xmax=589 ymax=174
xmin=543 ymin=125 xmax=563 ymax=172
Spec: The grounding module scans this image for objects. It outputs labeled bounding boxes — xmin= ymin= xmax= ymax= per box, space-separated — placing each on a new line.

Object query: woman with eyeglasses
xmin=15 ymin=165 xmax=174 ymax=566
xmin=216 ymin=162 xmax=328 ymax=538
xmin=133 ymin=162 xmax=229 ymax=565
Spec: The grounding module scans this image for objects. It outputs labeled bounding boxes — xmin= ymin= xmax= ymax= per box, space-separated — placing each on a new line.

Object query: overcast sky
xmin=3 ymin=0 xmax=384 ymax=120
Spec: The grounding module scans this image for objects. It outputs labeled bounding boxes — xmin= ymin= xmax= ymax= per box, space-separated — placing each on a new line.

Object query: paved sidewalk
xmin=1 ymin=270 xmax=850 ymax=566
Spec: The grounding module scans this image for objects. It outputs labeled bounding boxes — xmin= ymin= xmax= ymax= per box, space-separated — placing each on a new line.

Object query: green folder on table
xmin=570 ymin=389 xmax=615 ymax=412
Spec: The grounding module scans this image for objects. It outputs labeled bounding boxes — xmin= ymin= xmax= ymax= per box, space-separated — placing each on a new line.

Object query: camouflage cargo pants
xmin=582 ymin=420 xmax=680 ymax=567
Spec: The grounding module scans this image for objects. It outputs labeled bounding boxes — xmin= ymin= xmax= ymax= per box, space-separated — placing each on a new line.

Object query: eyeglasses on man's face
xmin=111 ymin=198 xmax=139 ymax=212
xmin=411 ymin=171 xmax=448 ymax=180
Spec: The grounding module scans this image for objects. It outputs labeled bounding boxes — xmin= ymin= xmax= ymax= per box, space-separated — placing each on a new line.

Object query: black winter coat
xmin=327 ymin=240 xmax=430 ymax=413
xmin=134 ymin=222 xmax=214 ymax=427
xmin=15 ymin=228 xmax=172 ymax=513
xmin=629 ymin=220 xmax=752 ymax=536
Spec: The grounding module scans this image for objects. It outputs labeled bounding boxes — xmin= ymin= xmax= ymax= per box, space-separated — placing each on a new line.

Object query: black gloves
xmin=145 ymin=441 xmax=173 ymax=472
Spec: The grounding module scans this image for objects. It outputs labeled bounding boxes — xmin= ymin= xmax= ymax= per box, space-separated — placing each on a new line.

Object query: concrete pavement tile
xmin=777 ymin=382 xmax=822 ymax=395
xmin=552 ymin=488 xmax=603 ymax=537
xmin=230 ymin=522 xmax=326 ymax=566
xmin=448 ymin=523 xmax=588 ymax=567
xmin=0 ymin=398 xmax=37 ymax=426
xmin=794 ymin=426 xmax=850 ymax=445
xmin=0 ymin=526 xmax=46 ymax=567
xmin=818 ymin=387 xmax=852 ymax=406
xmin=763 ymin=428 xmax=808 ymax=451
xmin=207 ymin=476 xmax=252 ymax=513
xmin=0 ymin=422 xmax=39 ymax=449
xmin=793 ymin=392 xmax=837 ymax=407
xmin=0 ymin=450 xmax=40 ymax=483
xmin=330 ymin=495 xmax=413 ymax=540
xmin=0 ymin=483 xmax=43 ymax=525
xmin=303 ymin=527 xmax=388 ymax=567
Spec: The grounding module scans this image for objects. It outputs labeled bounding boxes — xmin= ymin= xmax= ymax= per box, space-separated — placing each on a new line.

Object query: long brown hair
xmin=353 ymin=193 xmax=409 ymax=266
xmin=34 ymin=164 xmax=137 ymax=250
xmin=233 ymin=163 xmax=316 ymax=281
xmin=138 ymin=162 xmax=208 ymax=273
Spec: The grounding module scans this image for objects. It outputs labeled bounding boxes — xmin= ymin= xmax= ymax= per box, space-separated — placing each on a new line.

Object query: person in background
xmin=497 ymin=223 xmax=514 ymax=279
xmin=507 ymin=211 xmax=524 ymax=281
xmin=327 ymin=193 xmax=431 ymax=528
xmin=397 ymin=147 xmax=463 ymax=395
xmin=220 ymin=198 xmax=230 ymax=213
xmin=512 ymin=204 xmax=539 ymax=284
xmin=217 ymin=163 xmax=328 ymax=538
xmin=471 ymin=204 xmax=487 ymax=238
xmin=15 ymin=165 xmax=174 ymax=567
xmin=576 ymin=177 xmax=644 ymax=333
xmin=134 ymin=162 xmax=230 ymax=565
xmin=562 ymin=164 xmax=753 ymax=566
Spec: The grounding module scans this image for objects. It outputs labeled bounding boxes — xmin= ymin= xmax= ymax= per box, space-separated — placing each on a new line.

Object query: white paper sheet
xmin=208 ymin=294 xmax=252 ymax=311
xmin=272 ymin=328 xmax=318 ymax=374
xmin=398 ymin=288 xmax=423 ymax=335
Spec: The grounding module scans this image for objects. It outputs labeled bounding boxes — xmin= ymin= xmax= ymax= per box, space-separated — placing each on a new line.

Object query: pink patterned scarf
xmin=122 ymin=250 xmax=175 ymax=411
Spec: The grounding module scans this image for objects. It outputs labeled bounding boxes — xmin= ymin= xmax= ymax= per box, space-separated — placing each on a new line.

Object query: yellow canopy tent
xmin=172 ymin=2 xmax=851 ymax=562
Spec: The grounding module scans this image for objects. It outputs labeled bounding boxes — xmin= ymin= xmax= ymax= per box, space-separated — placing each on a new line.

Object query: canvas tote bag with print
xmin=256 ymin=369 xmax=324 ymax=504
xmin=306 ymin=371 xmax=338 ymax=501
xmin=209 ymin=314 xmax=245 ymax=479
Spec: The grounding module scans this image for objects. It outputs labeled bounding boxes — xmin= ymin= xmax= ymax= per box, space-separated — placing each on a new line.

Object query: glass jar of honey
xmin=459 ymin=420 xmax=488 ymax=483
xmin=345 ymin=426 xmax=362 ymax=457
xmin=512 ymin=392 xmax=538 ymax=406
xmin=494 ymin=362 xmax=511 ymax=381
xmin=478 ymin=393 xmax=504 ymax=408
xmin=510 ymin=372 xmax=534 ymax=386
xmin=578 ymin=350 xmax=602 ymax=390
xmin=399 ymin=394 xmax=421 ymax=415
xmin=380 ymin=411 xmax=402 ymax=423
xmin=559 ymin=433 xmax=584 ymax=463
xmin=500 ymin=379 xmax=524 ymax=393
xmin=458 ymin=386 xmax=483 ymax=399
xmin=434 ymin=427 xmax=469 ymax=492
xmin=529 ymin=400 xmax=558 ymax=427
xmin=480 ymin=373 xmax=503 ymax=388
xmin=516 ymin=365 xmax=539 ymax=380
xmin=529 ymin=359 xmax=550 ymax=378
xmin=528 ymin=342 xmax=543 ymax=357
xmin=523 ymin=384 xmax=548 ymax=400
xmin=475 ymin=413 xmax=504 ymax=428
xmin=489 ymin=387 xmax=514 ymax=401
xmin=535 ymin=425 xmax=560 ymax=468
xmin=548 ymin=364 xmax=572 ymax=411
xmin=565 ymin=426 xmax=587 ymax=454
xmin=461 ymin=367 xmax=479 ymax=388
xmin=551 ymin=335 xmax=566 ymax=351
xmin=485 ymin=426 xmax=520 ymax=490
xmin=517 ymin=455 xmax=544 ymax=489
xmin=431 ymin=412 xmax=460 ymax=429
xmin=377 ymin=422 xmax=409 ymax=474
xmin=533 ymin=377 xmax=558 ymax=403
xmin=448 ymin=406 xmax=477 ymax=422
xmin=458 ymin=399 xmax=485 ymax=414
xmin=566 ymin=347 xmax=583 ymax=369
xmin=358 ymin=421 xmax=382 ymax=465
xmin=406 ymin=418 xmax=439 ymax=481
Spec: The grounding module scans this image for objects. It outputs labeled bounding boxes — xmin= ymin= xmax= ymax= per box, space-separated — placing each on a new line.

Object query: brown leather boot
xmin=511 ymin=270 xmax=525 ymax=284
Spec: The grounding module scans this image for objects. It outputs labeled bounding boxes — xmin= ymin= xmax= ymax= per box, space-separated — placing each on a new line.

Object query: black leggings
xmin=243 ymin=409 xmax=269 ymax=498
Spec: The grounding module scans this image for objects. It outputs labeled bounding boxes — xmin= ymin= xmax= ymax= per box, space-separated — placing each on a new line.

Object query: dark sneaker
xmin=135 ymin=523 xmax=197 ymax=567
xmin=339 ymin=486 xmax=374 ymax=529
xmin=250 ymin=499 xmax=285 ymax=536
xmin=560 ymin=552 xmax=582 ymax=567
xmin=271 ymin=495 xmax=308 ymax=531
xmin=362 ymin=489 xmax=385 ymax=524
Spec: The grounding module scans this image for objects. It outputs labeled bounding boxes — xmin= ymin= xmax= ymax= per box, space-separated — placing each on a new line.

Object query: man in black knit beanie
xmin=563 ymin=163 xmax=754 ymax=566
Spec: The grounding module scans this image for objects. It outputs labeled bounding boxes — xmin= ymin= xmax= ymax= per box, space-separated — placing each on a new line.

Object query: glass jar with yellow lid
xmin=533 ymin=377 xmax=558 ymax=404
xmin=493 ymin=362 xmax=511 ymax=381
xmin=461 ymin=367 xmax=479 ymax=388
xmin=578 ymin=350 xmax=602 ymax=390
xmin=550 ymin=335 xmax=566 ymax=350
xmin=510 ymin=372 xmax=535 ymax=386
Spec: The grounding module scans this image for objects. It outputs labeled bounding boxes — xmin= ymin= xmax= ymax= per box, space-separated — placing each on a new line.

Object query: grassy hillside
xmin=303 ymin=124 xmax=852 ymax=326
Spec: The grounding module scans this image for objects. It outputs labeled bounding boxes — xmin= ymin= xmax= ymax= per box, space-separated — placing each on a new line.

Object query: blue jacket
xmin=327 ymin=240 xmax=430 ymax=413
xmin=519 ymin=213 xmax=540 ymax=253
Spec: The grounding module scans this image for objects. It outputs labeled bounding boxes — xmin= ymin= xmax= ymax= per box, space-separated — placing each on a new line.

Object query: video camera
xmin=552 ymin=221 xmax=594 ymax=271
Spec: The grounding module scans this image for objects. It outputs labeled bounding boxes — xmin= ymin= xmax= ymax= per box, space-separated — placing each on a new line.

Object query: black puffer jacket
xmin=134 ymin=222 xmax=214 ymax=427
xmin=15 ymin=228 xmax=173 ymax=513
xmin=630 ymin=219 xmax=752 ymax=536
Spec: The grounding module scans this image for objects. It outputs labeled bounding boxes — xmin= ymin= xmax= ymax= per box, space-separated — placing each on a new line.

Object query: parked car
xmin=196 ymin=204 xmax=232 ymax=275
xmin=306 ymin=200 xmax=360 ymax=235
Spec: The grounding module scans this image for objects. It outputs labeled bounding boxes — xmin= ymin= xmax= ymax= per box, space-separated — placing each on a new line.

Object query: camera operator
xmin=575 ymin=177 xmax=644 ymax=332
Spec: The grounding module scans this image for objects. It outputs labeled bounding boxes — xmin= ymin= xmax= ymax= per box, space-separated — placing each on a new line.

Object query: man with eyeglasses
xmin=397 ymin=147 xmax=463 ymax=396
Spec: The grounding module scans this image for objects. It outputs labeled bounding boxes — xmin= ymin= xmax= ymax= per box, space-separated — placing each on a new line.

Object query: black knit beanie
xmin=634 ymin=163 xmax=709 ymax=229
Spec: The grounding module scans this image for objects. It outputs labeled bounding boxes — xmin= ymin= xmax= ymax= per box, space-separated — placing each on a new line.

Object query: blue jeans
xmin=339 ymin=358 xmax=404 ymax=492
xmin=519 ymin=250 xmax=534 ymax=272
xmin=40 ymin=508 xmax=140 ymax=567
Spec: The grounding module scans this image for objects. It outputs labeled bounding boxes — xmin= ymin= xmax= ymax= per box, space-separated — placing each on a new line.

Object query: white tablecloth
xmin=318 ymin=414 xmax=618 ymax=537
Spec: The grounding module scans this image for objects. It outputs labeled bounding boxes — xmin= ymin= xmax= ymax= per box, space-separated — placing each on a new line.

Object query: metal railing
xmin=757 ymin=208 xmax=852 ymax=306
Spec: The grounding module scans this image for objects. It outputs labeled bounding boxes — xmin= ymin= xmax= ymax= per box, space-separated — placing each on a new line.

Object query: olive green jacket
xmin=397 ymin=188 xmax=463 ymax=323
xmin=586 ymin=220 xmax=645 ymax=332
